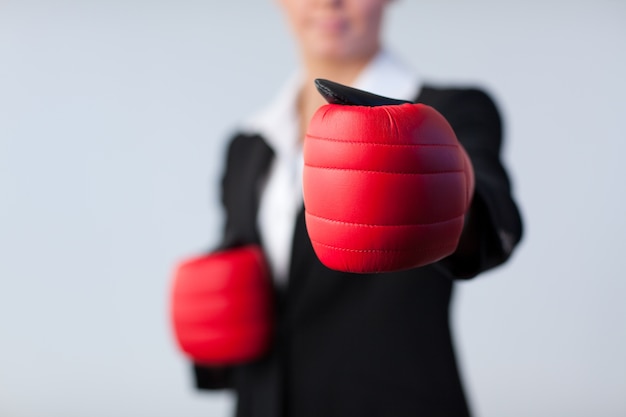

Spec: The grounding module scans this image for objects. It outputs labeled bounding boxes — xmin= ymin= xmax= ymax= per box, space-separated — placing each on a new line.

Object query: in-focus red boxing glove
xmin=303 ymin=79 xmax=475 ymax=273
xmin=170 ymin=245 xmax=273 ymax=366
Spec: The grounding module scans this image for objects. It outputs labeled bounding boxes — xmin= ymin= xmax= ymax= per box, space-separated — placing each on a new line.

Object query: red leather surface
xmin=303 ymin=103 xmax=474 ymax=273
xmin=170 ymin=246 xmax=273 ymax=365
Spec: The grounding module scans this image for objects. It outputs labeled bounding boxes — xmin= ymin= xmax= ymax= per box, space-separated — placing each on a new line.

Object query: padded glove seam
xmin=306 ymin=134 xmax=459 ymax=147
xmin=309 ymin=239 xmax=455 ymax=253
xmin=304 ymin=164 xmax=464 ymax=176
xmin=306 ymin=211 xmax=465 ymax=227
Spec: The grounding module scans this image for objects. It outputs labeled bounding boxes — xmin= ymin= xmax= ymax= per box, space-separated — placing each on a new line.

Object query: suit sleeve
xmin=191 ymin=364 xmax=234 ymax=390
xmin=437 ymin=88 xmax=523 ymax=278
xmin=189 ymin=133 xmax=275 ymax=390
xmin=188 ymin=136 xmax=242 ymax=391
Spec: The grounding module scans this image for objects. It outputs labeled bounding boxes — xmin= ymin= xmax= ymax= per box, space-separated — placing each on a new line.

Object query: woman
xmin=173 ymin=1 xmax=523 ymax=416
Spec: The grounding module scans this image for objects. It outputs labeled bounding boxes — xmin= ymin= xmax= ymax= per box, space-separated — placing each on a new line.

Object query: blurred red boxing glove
xmin=303 ymin=79 xmax=475 ymax=273
xmin=170 ymin=245 xmax=273 ymax=366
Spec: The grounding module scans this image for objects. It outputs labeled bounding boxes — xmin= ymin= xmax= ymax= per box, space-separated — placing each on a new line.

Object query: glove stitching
xmin=305 ymin=211 xmax=464 ymax=227
xmin=305 ymin=134 xmax=459 ymax=147
xmin=304 ymin=164 xmax=465 ymax=176
xmin=309 ymin=239 xmax=455 ymax=253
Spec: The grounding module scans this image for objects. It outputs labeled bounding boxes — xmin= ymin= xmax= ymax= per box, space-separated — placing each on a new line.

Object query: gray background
xmin=1 ymin=1 xmax=625 ymax=416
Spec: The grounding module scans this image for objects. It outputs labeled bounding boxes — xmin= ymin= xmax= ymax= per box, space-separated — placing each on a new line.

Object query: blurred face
xmin=278 ymin=0 xmax=391 ymax=62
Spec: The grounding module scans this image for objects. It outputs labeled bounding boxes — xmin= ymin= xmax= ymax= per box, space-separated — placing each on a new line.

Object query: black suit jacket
xmin=194 ymin=85 xmax=523 ymax=417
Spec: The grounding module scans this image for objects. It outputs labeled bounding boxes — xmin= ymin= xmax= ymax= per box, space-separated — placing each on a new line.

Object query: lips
xmin=312 ymin=16 xmax=348 ymax=35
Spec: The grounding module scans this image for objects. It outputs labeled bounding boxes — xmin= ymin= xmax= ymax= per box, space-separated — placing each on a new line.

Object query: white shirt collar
xmin=352 ymin=49 xmax=421 ymax=104
xmin=241 ymin=49 xmax=421 ymax=156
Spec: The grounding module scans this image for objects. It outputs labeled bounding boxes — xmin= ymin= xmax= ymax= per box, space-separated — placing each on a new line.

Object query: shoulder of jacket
xmin=418 ymin=83 xmax=497 ymax=109
xmin=226 ymin=131 xmax=268 ymax=151
xmin=417 ymin=83 xmax=503 ymax=130
xmin=222 ymin=131 xmax=274 ymax=167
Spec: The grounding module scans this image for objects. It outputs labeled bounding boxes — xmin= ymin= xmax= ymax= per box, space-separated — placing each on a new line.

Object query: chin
xmin=309 ymin=41 xmax=363 ymax=63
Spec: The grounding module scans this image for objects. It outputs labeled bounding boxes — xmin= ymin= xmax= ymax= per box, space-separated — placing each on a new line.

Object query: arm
xmin=435 ymin=88 xmax=523 ymax=278
xmin=186 ymin=135 xmax=275 ymax=390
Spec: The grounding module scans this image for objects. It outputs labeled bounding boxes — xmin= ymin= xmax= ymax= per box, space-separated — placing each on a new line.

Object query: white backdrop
xmin=1 ymin=1 xmax=625 ymax=416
